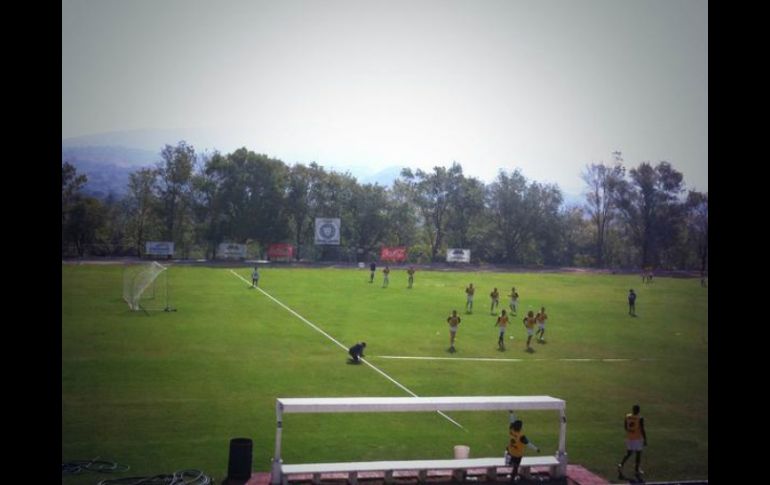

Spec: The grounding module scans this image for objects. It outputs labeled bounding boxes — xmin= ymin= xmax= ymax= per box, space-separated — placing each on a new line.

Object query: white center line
xmin=376 ymin=356 xmax=653 ymax=363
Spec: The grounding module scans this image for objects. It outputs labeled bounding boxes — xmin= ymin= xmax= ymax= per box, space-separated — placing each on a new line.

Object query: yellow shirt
xmin=524 ymin=316 xmax=537 ymax=329
xmin=625 ymin=414 xmax=642 ymax=440
xmin=507 ymin=429 xmax=526 ymax=457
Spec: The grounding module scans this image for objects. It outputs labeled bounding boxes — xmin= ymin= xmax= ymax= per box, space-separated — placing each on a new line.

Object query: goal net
xmin=122 ymin=261 xmax=171 ymax=311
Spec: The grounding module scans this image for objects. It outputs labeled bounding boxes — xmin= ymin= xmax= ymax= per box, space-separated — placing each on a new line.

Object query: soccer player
xmin=382 ymin=266 xmax=390 ymax=288
xmin=251 ymin=266 xmax=260 ymax=288
xmin=407 ymin=266 xmax=415 ymax=289
xmin=490 ymin=288 xmax=500 ymax=314
xmin=509 ymin=287 xmax=519 ymax=315
xmin=523 ymin=310 xmax=537 ymax=351
xmin=447 ymin=310 xmax=461 ymax=353
xmin=369 ymin=261 xmax=376 ymax=283
xmin=348 ymin=342 xmax=367 ymax=364
xmin=535 ymin=306 xmax=548 ymax=343
xmin=617 ymin=404 xmax=647 ymax=478
xmin=505 ymin=412 xmax=540 ymax=482
xmin=494 ymin=309 xmax=509 ymax=351
xmin=628 ymin=289 xmax=637 ymax=316
xmin=465 ymin=283 xmax=475 ymax=313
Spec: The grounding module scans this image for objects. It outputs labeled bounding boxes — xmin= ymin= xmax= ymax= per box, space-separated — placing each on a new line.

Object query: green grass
xmin=62 ymin=264 xmax=707 ymax=483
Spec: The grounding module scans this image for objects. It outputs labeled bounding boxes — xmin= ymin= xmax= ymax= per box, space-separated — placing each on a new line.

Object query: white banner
xmin=315 ymin=218 xmax=341 ymax=245
xmin=446 ymin=248 xmax=470 ymax=263
xmin=146 ymin=241 xmax=174 ymax=256
xmin=217 ymin=243 xmax=247 ymax=259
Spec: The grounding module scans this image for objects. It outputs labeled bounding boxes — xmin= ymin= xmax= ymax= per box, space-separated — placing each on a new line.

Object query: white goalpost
xmin=270 ymin=396 xmax=568 ymax=484
xmin=122 ymin=261 xmax=174 ymax=312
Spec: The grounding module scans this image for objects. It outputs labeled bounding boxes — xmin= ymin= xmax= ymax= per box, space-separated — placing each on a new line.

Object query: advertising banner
xmin=380 ymin=246 xmax=407 ymax=262
xmin=145 ymin=241 xmax=174 ymax=256
xmin=217 ymin=243 xmax=247 ymax=259
xmin=267 ymin=243 xmax=295 ymax=260
xmin=446 ymin=248 xmax=471 ymax=263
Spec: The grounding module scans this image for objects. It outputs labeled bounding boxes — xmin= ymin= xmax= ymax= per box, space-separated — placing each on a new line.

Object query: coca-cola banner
xmin=380 ymin=246 xmax=407 ymax=262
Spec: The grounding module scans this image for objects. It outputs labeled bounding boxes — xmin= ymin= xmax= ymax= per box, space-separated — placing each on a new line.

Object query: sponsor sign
xmin=267 ymin=243 xmax=295 ymax=260
xmin=380 ymin=246 xmax=407 ymax=262
xmin=217 ymin=243 xmax=247 ymax=259
xmin=446 ymin=248 xmax=471 ymax=263
xmin=145 ymin=241 xmax=174 ymax=256
xmin=314 ymin=218 xmax=341 ymax=245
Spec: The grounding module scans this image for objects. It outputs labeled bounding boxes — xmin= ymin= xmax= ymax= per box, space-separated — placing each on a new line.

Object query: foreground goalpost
xmin=122 ymin=261 xmax=175 ymax=312
xmin=270 ymin=396 xmax=567 ymax=484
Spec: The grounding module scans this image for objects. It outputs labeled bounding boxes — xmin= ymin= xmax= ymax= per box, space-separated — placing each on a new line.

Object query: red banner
xmin=380 ymin=246 xmax=407 ymax=262
xmin=267 ymin=243 xmax=294 ymax=260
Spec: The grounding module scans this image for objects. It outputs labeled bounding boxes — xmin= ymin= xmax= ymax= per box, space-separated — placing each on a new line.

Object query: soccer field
xmin=62 ymin=263 xmax=708 ymax=483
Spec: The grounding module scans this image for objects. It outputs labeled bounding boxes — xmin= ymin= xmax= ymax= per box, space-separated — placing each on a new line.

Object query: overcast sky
xmin=62 ymin=0 xmax=707 ymax=195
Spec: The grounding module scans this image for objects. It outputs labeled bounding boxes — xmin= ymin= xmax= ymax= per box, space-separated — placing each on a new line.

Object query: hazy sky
xmin=62 ymin=0 xmax=707 ymax=194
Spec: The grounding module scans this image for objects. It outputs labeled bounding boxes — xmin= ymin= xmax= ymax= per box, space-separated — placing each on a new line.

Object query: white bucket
xmin=358 ymin=262 xmax=365 ymax=268
xmin=453 ymin=445 xmax=470 ymax=459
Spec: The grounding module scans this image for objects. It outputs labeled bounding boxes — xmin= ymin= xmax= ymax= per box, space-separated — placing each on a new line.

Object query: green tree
xmin=66 ymin=197 xmax=107 ymax=257
xmin=581 ymin=153 xmax=625 ymax=267
xmin=485 ymin=169 xmax=537 ymax=263
xmin=62 ymin=162 xmax=89 ymax=255
xmin=126 ymin=168 xmax=160 ymax=257
xmin=348 ymin=183 xmax=390 ymax=260
xmin=615 ymin=161 xmax=685 ymax=268
xmin=446 ymin=173 xmax=485 ymax=249
xmin=398 ymin=164 xmax=463 ymax=261
xmin=156 ymin=141 xmax=197 ymax=257
xmin=685 ymin=190 xmax=708 ymax=272
xmin=285 ymin=163 xmax=313 ymax=260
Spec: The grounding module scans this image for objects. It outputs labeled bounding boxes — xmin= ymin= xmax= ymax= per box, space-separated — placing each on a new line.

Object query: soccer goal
xmin=122 ymin=261 xmax=175 ymax=312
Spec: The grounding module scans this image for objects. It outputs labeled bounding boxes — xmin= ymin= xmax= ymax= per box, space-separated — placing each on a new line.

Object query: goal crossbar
xmin=270 ymin=396 xmax=567 ymax=483
xmin=277 ymin=395 xmax=565 ymax=413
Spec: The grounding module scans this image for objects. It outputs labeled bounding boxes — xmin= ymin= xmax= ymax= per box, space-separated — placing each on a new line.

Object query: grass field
xmin=62 ymin=263 xmax=707 ymax=484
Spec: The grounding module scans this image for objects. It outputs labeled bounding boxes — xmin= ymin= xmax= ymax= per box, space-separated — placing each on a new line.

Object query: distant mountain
xmin=61 ymin=145 xmax=159 ymax=168
xmin=359 ymin=166 xmax=406 ymax=187
xmin=61 ymin=145 xmax=160 ymax=199
xmin=62 ymin=128 xmax=238 ymax=153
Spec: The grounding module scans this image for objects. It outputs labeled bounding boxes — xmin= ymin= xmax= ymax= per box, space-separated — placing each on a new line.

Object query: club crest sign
xmin=314 ymin=218 xmax=341 ymax=245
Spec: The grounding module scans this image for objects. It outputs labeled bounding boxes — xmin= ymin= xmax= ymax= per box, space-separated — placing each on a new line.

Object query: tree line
xmin=62 ymin=142 xmax=707 ymax=271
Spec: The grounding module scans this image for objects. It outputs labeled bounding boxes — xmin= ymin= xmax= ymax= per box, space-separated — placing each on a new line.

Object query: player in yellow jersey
xmin=509 ymin=287 xmax=519 ymax=315
xmin=494 ymin=309 xmax=509 ymax=351
xmin=617 ymin=404 xmax=647 ymax=478
xmin=465 ymin=283 xmax=475 ymax=313
xmin=490 ymin=288 xmax=500 ymax=314
xmin=535 ymin=306 xmax=547 ymax=343
xmin=523 ymin=310 xmax=537 ymax=351
xmin=382 ymin=265 xmax=390 ymax=288
xmin=446 ymin=310 xmax=461 ymax=353
xmin=505 ymin=412 xmax=540 ymax=482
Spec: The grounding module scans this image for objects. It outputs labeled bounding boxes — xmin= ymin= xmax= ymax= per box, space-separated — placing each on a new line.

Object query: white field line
xmin=376 ymin=355 xmax=656 ymax=363
xmin=229 ymin=270 xmax=465 ymax=430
